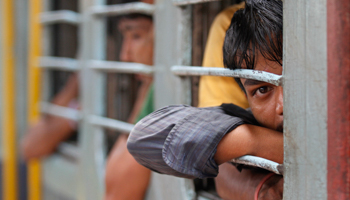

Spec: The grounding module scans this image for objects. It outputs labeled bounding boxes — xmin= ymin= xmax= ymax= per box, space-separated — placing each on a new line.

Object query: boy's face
xmin=118 ymin=17 xmax=154 ymax=65
xmin=240 ymin=56 xmax=283 ymax=132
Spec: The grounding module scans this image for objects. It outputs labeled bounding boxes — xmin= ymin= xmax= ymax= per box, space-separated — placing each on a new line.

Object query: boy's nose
xmin=119 ymin=42 xmax=132 ymax=62
xmin=276 ymin=86 xmax=283 ymax=116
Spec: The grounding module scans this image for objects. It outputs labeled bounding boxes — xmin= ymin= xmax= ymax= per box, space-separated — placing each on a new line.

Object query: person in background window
xmin=21 ymin=0 xmax=155 ymax=199
xmin=104 ymin=2 xmax=155 ymax=199
xmin=127 ymin=0 xmax=284 ymax=199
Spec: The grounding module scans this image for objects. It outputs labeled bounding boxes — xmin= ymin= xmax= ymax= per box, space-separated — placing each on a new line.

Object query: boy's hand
xmin=258 ymin=174 xmax=283 ymax=200
xmin=215 ymin=163 xmax=283 ymax=200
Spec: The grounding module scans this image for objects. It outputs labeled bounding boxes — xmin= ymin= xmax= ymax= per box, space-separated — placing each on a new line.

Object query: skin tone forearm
xmin=214 ymin=124 xmax=284 ymax=165
xmin=104 ymin=77 xmax=152 ymax=200
xmin=21 ymin=74 xmax=79 ymax=160
xmin=51 ymin=73 xmax=79 ymax=106
xmin=21 ymin=117 xmax=76 ymax=160
xmin=105 ymin=135 xmax=151 ymax=200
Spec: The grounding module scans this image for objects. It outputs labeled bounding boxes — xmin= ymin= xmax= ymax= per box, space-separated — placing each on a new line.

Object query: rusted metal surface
xmin=39 ymin=56 xmax=79 ymax=71
xmin=172 ymin=66 xmax=283 ymax=86
xmin=327 ymin=0 xmax=350 ymax=199
xmin=88 ymin=60 xmax=154 ymax=74
xmin=40 ymin=102 xmax=81 ymax=121
xmin=40 ymin=10 xmax=81 ymax=25
xmin=283 ymin=0 xmax=327 ymax=199
xmin=231 ymin=155 xmax=283 ymax=175
xmin=91 ymin=2 xmax=154 ymax=16
xmin=173 ymin=0 xmax=220 ymax=6
xmin=88 ymin=115 xmax=134 ymax=133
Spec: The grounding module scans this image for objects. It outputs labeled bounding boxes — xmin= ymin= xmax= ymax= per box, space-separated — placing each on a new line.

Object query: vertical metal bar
xmin=175 ymin=6 xmax=192 ymax=105
xmin=41 ymin=0 xmax=53 ymax=103
xmin=1 ymin=0 xmax=18 ymax=199
xmin=15 ymin=0 xmax=29 ymax=150
xmin=283 ymin=0 xmax=327 ymax=199
xmin=78 ymin=0 xmax=106 ymax=199
xmin=327 ymin=0 xmax=350 ymax=199
xmin=151 ymin=0 xmax=195 ymax=199
xmin=27 ymin=0 xmax=43 ymax=199
xmin=15 ymin=0 xmax=30 ymax=199
xmin=154 ymin=3 xmax=192 ymax=106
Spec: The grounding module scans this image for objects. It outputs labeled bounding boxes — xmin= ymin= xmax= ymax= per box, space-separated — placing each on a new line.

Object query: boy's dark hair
xmin=223 ymin=0 xmax=283 ymax=91
xmin=107 ymin=0 xmax=152 ymax=34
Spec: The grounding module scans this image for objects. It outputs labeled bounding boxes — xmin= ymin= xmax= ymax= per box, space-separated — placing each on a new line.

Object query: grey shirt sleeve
xmin=127 ymin=105 xmax=245 ymax=179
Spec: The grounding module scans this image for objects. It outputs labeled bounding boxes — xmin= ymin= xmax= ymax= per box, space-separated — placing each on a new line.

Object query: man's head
xmin=223 ymin=0 xmax=283 ymax=131
xmin=117 ymin=0 xmax=154 ymax=65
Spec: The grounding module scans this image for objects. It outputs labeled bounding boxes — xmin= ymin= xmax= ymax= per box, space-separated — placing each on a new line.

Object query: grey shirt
xmin=127 ymin=104 xmax=256 ymax=179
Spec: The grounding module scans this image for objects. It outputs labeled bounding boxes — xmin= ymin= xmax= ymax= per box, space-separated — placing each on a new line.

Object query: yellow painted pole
xmin=1 ymin=0 xmax=18 ymax=199
xmin=27 ymin=0 xmax=42 ymax=199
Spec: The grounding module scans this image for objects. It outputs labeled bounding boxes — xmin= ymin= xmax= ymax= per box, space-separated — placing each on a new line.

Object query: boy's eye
xmin=258 ymin=86 xmax=270 ymax=94
xmin=251 ymin=86 xmax=273 ymax=97
xmin=132 ymin=33 xmax=141 ymax=39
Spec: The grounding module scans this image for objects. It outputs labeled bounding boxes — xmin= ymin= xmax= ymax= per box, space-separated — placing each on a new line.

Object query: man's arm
xmin=21 ymin=74 xmax=79 ymax=160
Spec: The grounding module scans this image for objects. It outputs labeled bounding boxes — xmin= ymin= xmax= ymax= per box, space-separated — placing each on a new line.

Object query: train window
xmin=3 ymin=0 xmax=345 ymax=199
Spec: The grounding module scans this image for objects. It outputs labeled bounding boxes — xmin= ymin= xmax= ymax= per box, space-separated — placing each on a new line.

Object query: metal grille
xmin=39 ymin=0 xmax=284 ymax=199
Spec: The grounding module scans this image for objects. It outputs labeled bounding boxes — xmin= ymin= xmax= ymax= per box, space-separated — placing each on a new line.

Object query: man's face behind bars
xmin=240 ymin=56 xmax=283 ymax=132
xmin=118 ymin=17 xmax=154 ymax=66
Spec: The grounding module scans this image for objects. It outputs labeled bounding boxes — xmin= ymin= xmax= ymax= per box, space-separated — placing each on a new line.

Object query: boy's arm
xmin=127 ymin=105 xmax=283 ymax=179
xmin=215 ymin=124 xmax=283 ymax=165
xmin=21 ymin=74 xmax=79 ymax=160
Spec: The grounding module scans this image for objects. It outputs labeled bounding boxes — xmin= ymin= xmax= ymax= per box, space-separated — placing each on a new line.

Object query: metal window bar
xmin=172 ymin=66 xmax=283 ymax=86
xmin=37 ymin=1 xmax=82 ymax=199
xmin=38 ymin=56 xmax=80 ymax=71
xmin=88 ymin=60 xmax=154 ymax=74
xmin=56 ymin=142 xmax=81 ymax=160
xmin=40 ymin=102 xmax=81 ymax=121
xmin=90 ymin=2 xmax=155 ymax=16
xmin=152 ymin=1 xmax=197 ymax=200
xmin=231 ymin=156 xmax=283 ymax=175
xmin=173 ymin=0 xmax=221 ymax=6
xmin=40 ymin=10 xmax=81 ymax=25
xmin=197 ymin=191 xmax=223 ymax=200
xmin=88 ymin=115 xmax=134 ymax=133
xmin=78 ymin=0 xmax=107 ymax=198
